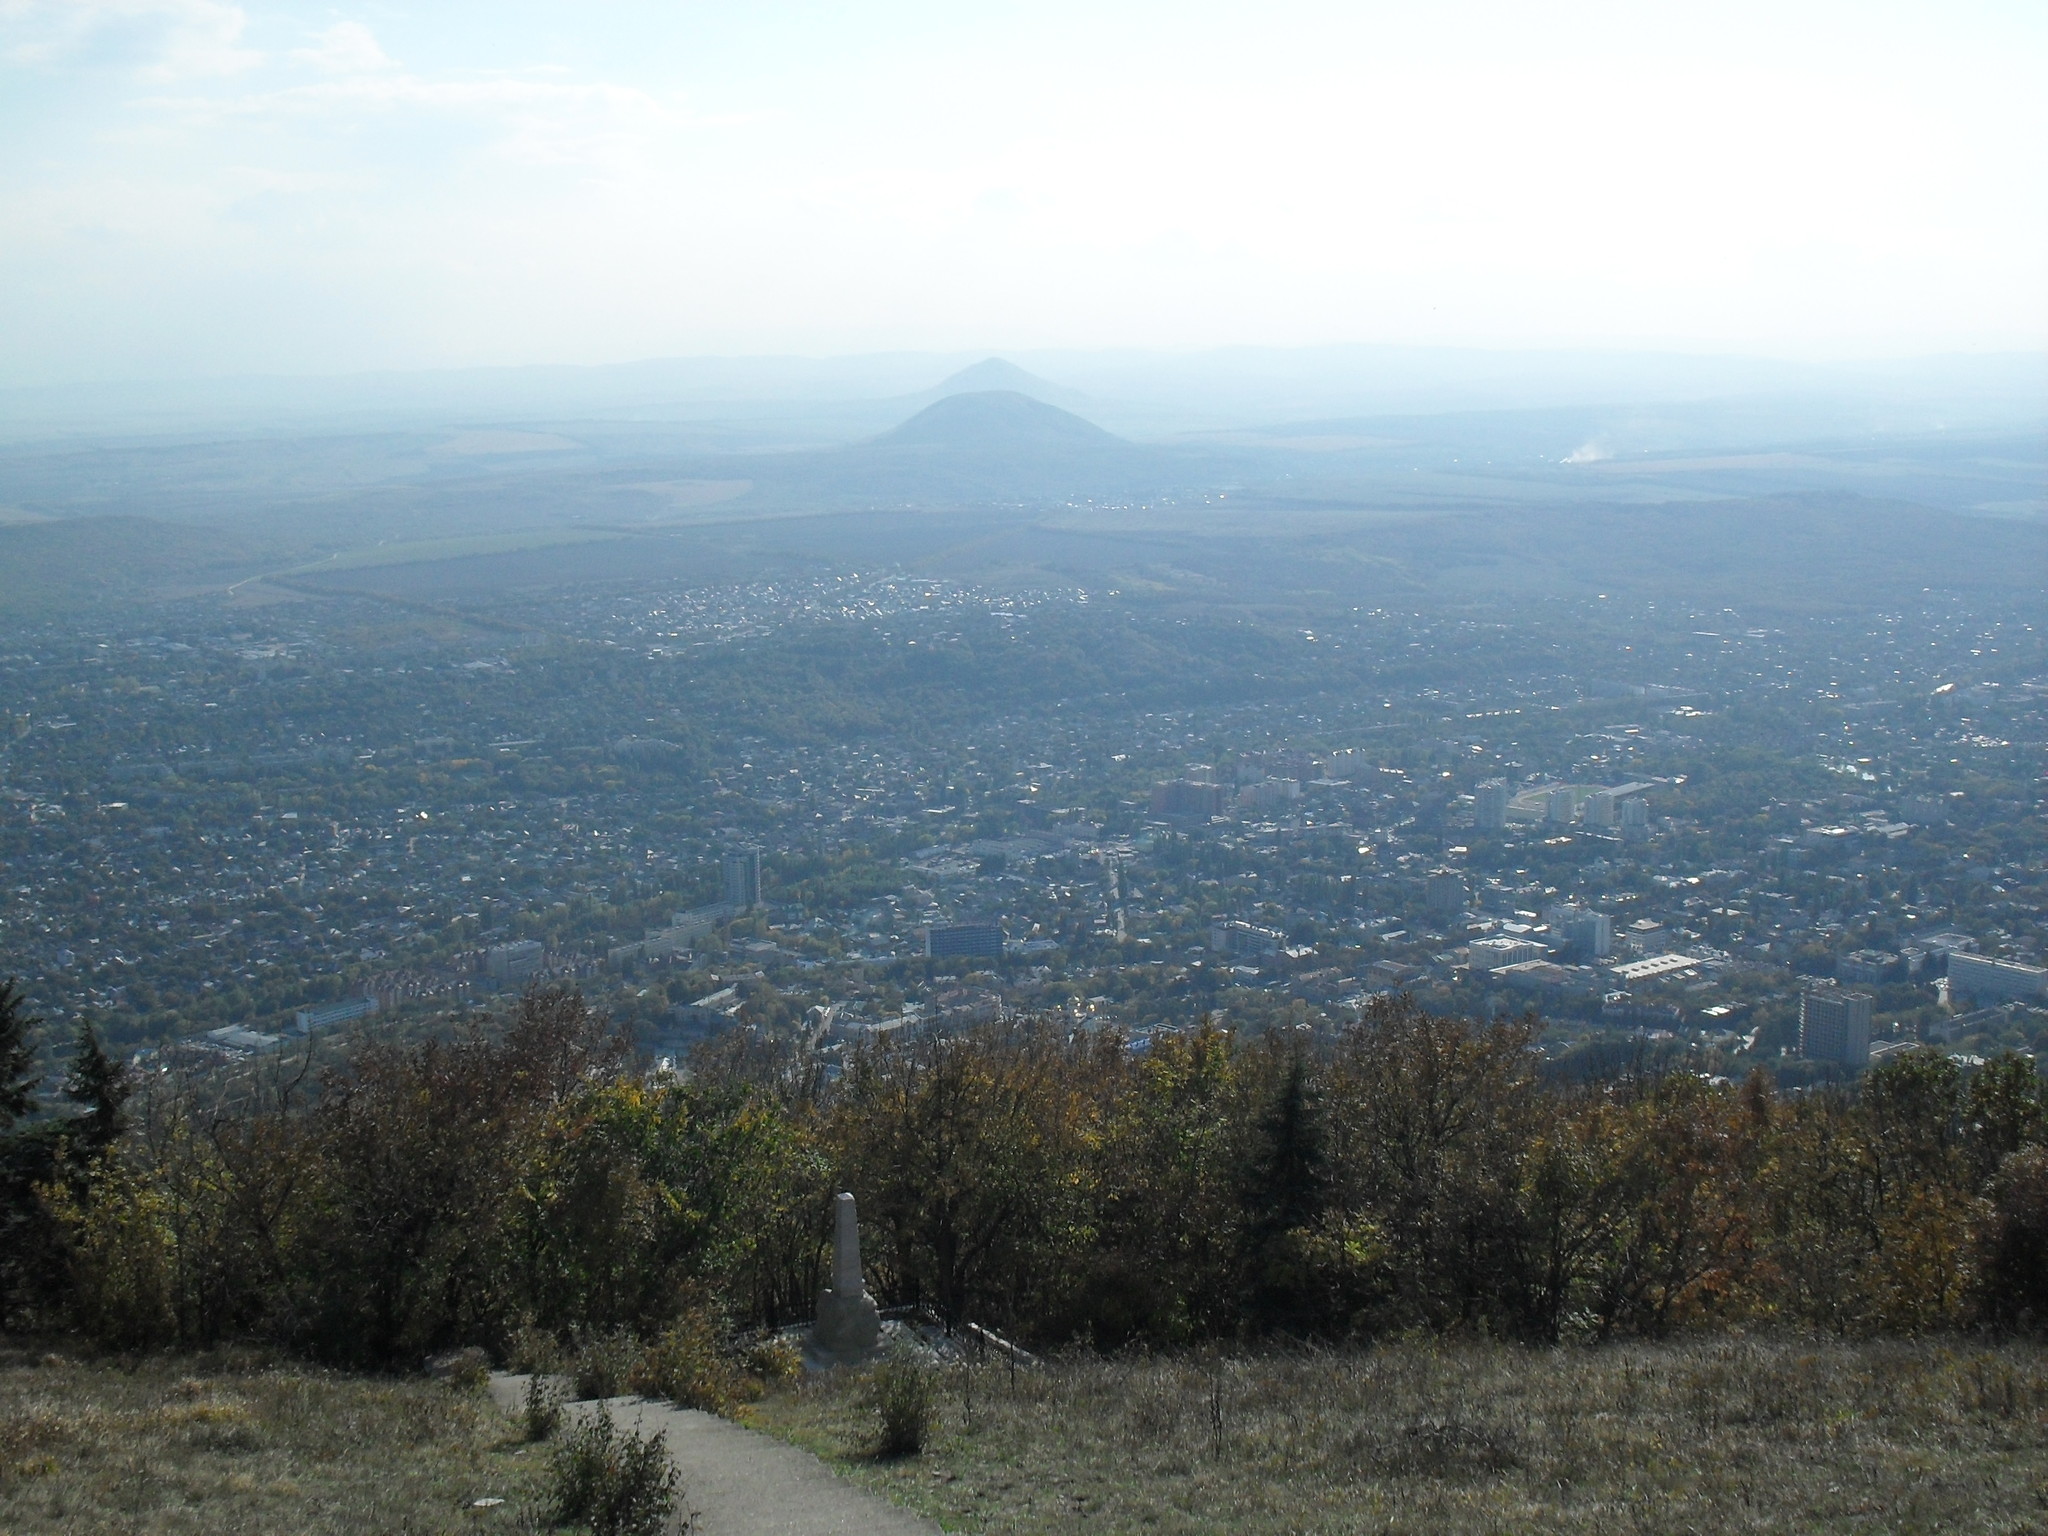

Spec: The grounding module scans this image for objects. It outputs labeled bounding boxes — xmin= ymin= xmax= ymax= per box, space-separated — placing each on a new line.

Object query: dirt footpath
xmin=489 ymin=1374 xmax=938 ymax=1536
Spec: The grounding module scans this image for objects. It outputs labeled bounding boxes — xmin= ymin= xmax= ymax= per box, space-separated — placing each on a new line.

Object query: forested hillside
xmin=7 ymin=982 xmax=2044 ymax=1363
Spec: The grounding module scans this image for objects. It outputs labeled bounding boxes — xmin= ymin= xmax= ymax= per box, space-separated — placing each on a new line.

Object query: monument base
xmin=813 ymin=1285 xmax=882 ymax=1362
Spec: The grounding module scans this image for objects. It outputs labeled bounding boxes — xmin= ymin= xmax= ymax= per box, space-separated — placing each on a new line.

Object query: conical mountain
xmin=913 ymin=357 xmax=1091 ymax=411
xmin=725 ymin=390 xmax=1177 ymax=507
xmin=876 ymin=390 xmax=1118 ymax=450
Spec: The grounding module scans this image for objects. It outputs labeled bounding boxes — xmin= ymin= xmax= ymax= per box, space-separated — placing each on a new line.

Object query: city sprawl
xmin=3 ymin=573 xmax=2040 ymax=1084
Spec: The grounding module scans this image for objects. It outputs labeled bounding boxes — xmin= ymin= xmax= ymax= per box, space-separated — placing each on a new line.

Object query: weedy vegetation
xmin=523 ymin=1372 xmax=564 ymax=1442
xmin=571 ymin=1329 xmax=645 ymax=1405
xmin=865 ymin=1354 xmax=939 ymax=1458
xmin=627 ymin=1309 xmax=761 ymax=1416
xmin=544 ymin=1405 xmax=680 ymax=1536
xmin=0 ymin=1346 xmax=548 ymax=1536
xmin=751 ymin=1336 xmax=2048 ymax=1534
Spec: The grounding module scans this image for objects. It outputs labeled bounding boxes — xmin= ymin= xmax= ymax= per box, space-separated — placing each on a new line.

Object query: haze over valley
xmin=2 ymin=5 xmax=2047 ymax=1532
xmin=1 ymin=347 xmax=2040 ymax=620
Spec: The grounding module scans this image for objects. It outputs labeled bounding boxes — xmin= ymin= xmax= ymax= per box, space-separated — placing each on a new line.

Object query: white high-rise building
xmin=1476 ymin=781 xmax=1510 ymax=830
xmin=1570 ymin=910 xmax=1613 ymax=959
xmin=1542 ymin=902 xmax=1614 ymax=959
xmin=722 ymin=846 xmax=762 ymax=912
xmin=1800 ymin=987 xmax=1873 ymax=1067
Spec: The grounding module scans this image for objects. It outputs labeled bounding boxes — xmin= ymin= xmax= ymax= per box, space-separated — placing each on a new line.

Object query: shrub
xmin=523 ymin=1373 xmax=563 ymax=1442
xmin=630 ymin=1309 xmax=756 ymax=1416
xmin=743 ymin=1334 xmax=806 ymax=1389
xmin=546 ymin=1406 xmax=680 ymax=1536
xmin=867 ymin=1354 xmax=937 ymax=1457
xmin=1374 ymin=1415 xmax=1521 ymax=1477
xmin=572 ymin=1328 xmax=642 ymax=1402
xmin=425 ymin=1346 xmax=490 ymax=1388
xmin=507 ymin=1322 xmax=565 ymax=1376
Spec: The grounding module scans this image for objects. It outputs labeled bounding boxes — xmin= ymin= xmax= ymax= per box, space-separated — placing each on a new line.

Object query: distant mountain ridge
xmin=4 ymin=346 xmax=2037 ymax=443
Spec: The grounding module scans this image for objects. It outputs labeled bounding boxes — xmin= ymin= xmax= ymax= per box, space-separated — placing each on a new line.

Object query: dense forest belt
xmin=5 ymin=983 xmax=2046 ymax=1359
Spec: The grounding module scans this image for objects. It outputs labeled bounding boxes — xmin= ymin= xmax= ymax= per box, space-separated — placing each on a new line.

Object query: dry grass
xmin=747 ymin=1336 xmax=2048 ymax=1533
xmin=0 ymin=1344 xmax=548 ymax=1535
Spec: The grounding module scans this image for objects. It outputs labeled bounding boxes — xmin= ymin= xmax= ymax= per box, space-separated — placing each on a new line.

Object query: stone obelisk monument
xmin=813 ymin=1191 xmax=881 ymax=1363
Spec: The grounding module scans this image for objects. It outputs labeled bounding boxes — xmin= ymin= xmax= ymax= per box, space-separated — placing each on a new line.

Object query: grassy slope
xmin=748 ymin=1337 xmax=2048 ymax=1534
xmin=0 ymin=1347 xmax=547 ymax=1535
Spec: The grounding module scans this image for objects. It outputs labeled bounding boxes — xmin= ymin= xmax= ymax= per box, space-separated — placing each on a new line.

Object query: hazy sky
xmin=2 ymin=0 xmax=2043 ymax=385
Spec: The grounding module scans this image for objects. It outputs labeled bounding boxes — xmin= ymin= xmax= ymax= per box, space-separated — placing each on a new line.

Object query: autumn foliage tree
xmin=18 ymin=986 xmax=2048 ymax=1359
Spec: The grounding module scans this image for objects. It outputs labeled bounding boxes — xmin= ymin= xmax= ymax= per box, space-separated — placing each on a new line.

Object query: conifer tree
xmin=64 ymin=1021 xmax=131 ymax=1155
xmin=1242 ymin=1048 xmax=1327 ymax=1331
xmin=0 ymin=978 xmax=38 ymax=1129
